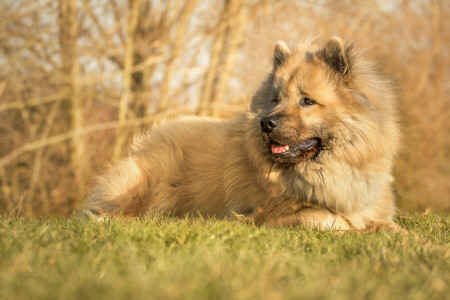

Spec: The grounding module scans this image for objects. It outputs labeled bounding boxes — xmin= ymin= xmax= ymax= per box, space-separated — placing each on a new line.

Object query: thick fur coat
xmin=81 ymin=37 xmax=401 ymax=230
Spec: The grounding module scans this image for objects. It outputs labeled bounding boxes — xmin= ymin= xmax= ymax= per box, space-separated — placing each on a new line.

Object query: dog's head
xmin=250 ymin=37 xmax=395 ymax=167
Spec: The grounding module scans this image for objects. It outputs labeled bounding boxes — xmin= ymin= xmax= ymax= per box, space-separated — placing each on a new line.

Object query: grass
xmin=0 ymin=214 xmax=448 ymax=300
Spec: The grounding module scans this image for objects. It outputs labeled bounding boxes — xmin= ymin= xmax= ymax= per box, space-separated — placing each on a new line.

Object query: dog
xmin=80 ymin=36 xmax=402 ymax=231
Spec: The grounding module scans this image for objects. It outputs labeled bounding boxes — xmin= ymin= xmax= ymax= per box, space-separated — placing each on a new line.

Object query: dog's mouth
xmin=267 ymin=138 xmax=321 ymax=165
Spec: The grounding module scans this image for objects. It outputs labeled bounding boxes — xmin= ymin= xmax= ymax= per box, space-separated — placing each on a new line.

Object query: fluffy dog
xmin=80 ymin=37 xmax=401 ymax=230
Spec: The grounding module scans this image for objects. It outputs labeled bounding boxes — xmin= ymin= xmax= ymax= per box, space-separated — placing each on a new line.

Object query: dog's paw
xmin=364 ymin=223 xmax=409 ymax=234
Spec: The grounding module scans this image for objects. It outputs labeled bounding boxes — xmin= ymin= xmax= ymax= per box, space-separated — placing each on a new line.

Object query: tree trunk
xmin=112 ymin=0 xmax=142 ymax=161
xmin=58 ymin=0 xmax=84 ymax=198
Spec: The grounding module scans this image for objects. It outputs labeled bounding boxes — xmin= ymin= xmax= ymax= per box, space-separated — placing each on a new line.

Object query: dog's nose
xmin=261 ymin=116 xmax=279 ymax=133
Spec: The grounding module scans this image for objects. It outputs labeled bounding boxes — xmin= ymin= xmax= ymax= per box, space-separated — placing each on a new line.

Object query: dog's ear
xmin=273 ymin=41 xmax=291 ymax=68
xmin=318 ymin=36 xmax=351 ymax=78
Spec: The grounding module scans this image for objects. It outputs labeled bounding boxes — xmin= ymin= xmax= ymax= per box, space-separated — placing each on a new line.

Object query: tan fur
xmin=80 ymin=37 xmax=401 ymax=230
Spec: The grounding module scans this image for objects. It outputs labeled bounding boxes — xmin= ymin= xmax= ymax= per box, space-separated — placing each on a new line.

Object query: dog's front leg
xmin=263 ymin=207 xmax=352 ymax=230
xmin=249 ymin=199 xmax=353 ymax=230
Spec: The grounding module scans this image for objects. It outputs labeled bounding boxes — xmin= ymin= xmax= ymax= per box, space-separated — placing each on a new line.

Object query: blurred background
xmin=0 ymin=0 xmax=448 ymax=217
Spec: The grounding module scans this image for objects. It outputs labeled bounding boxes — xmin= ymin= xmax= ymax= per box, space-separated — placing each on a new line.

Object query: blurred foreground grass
xmin=0 ymin=214 xmax=448 ymax=300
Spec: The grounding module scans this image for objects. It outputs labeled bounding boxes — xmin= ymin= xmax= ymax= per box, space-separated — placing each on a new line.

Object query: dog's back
xmin=80 ymin=116 xmax=259 ymax=219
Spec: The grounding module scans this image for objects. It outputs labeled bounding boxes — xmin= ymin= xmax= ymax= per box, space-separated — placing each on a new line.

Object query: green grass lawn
xmin=0 ymin=214 xmax=448 ymax=300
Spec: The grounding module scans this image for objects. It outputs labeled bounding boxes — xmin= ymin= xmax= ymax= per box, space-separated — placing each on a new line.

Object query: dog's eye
xmin=271 ymin=97 xmax=279 ymax=104
xmin=300 ymin=97 xmax=316 ymax=106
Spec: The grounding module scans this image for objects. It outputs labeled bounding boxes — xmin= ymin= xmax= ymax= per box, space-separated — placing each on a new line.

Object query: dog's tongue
xmin=271 ymin=144 xmax=288 ymax=154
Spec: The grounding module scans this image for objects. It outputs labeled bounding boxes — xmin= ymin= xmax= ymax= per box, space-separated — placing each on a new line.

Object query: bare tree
xmin=112 ymin=0 xmax=142 ymax=161
xmin=157 ymin=0 xmax=200 ymax=112
xmin=58 ymin=0 xmax=84 ymax=195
